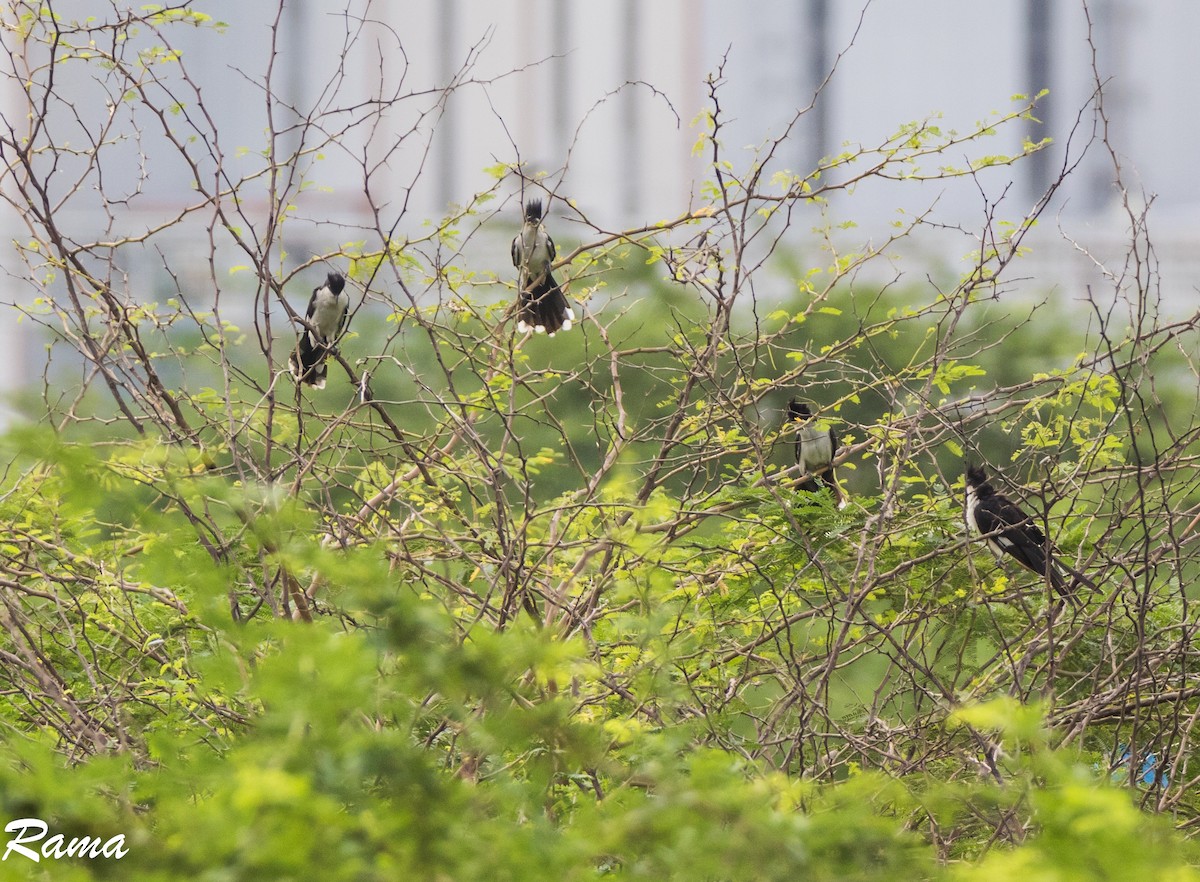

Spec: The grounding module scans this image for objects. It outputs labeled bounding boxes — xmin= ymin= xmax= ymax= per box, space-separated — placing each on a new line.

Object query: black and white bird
xmin=964 ymin=463 xmax=1092 ymax=601
xmin=510 ymin=199 xmax=575 ymax=336
xmin=788 ymin=399 xmax=846 ymax=508
xmin=289 ymin=271 xmax=349 ymax=389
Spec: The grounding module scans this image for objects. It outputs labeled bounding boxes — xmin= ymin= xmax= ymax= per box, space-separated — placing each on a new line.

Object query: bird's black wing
xmin=296 ymin=285 xmax=323 ymax=354
xmin=818 ymin=427 xmax=844 ymax=506
xmin=999 ymin=496 xmax=1046 ymax=541
xmin=546 ymin=232 xmax=557 ymax=262
xmin=289 ymin=287 xmax=323 ymax=385
xmin=975 ymin=495 xmax=1044 ymax=545
xmin=338 ymin=293 xmax=351 ymax=337
xmin=511 ymin=235 xmax=521 ymax=269
xmin=975 ymin=495 xmax=1061 ymax=586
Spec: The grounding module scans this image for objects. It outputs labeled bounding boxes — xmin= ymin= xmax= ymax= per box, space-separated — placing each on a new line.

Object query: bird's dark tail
xmin=289 ymin=335 xmax=329 ymax=389
xmin=1049 ymin=557 xmax=1094 ymax=606
xmin=518 ymin=271 xmax=575 ymax=336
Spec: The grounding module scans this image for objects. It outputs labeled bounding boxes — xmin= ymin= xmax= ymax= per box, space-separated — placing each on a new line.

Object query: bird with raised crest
xmin=289 ymin=271 xmax=349 ymax=389
xmin=964 ymin=463 xmax=1093 ymax=602
xmin=788 ymin=399 xmax=846 ymax=509
xmin=511 ymin=199 xmax=575 ymax=336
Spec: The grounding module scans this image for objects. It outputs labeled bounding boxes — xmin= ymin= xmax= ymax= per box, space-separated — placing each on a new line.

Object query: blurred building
xmin=1 ymin=0 xmax=1197 ymax=415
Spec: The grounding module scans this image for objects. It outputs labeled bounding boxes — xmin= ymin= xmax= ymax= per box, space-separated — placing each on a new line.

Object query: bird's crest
xmin=788 ymin=399 xmax=813 ymax=422
xmin=523 ymin=199 xmax=544 ymax=222
xmin=964 ymin=463 xmax=990 ymax=489
xmin=325 ymin=271 xmax=346 ymax=295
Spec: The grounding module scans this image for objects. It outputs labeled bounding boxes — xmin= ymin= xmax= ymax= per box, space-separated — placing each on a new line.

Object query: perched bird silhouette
xmin=510 ymin=199 xmax=575 ymax=336
xmin=964 ymin=463 xmax=1093 ymax=601
xmin=788 ymin=399 xmax=845 ymax=508
xmin=289 ymin=271 xmax=349 ymax=389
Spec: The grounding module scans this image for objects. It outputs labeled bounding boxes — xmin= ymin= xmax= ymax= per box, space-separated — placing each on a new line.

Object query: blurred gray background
xmin=2 ymin=0 xmax=1196 ymax=420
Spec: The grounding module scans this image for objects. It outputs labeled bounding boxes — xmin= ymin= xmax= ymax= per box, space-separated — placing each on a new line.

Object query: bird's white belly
xmin=797 ymin=427 xmax=832 ymax=472
xmin=966 ymin=486 xmax=1008 ymax=559
xmin=310 ymin=296 xmax=345 ymax=341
